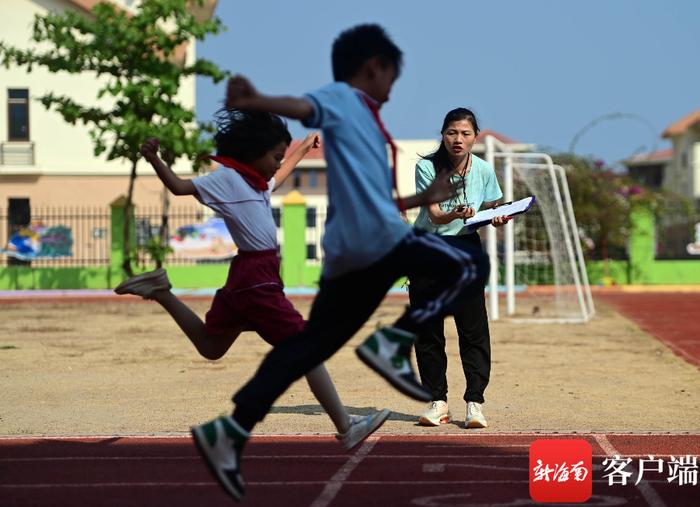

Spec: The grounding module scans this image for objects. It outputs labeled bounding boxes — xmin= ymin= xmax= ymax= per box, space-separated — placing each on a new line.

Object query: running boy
xmin=114 ymin=109 xmax=390 ymax=450
xmin=190 ymin=24 xmax=490 ymax=501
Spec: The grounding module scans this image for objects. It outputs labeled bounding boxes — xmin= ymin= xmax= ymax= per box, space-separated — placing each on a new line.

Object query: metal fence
xmin=0 ymin=206 xmax=111 ymax=267
xmin=304 ymin=207 xmax=420 ymax=264
xmin=134 ymin=206 xmax=216 ymax=267
xmin=134 ymin=205 xmax=287 ymax=267
xmin=0 ymin=204 xmax=288 ymax=268
xmin=656 ymin=209 xmax=698 ymax=260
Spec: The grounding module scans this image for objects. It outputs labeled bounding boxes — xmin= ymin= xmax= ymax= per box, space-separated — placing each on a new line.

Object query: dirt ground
xmin=1 ymin=295 xmax=698 ymax=436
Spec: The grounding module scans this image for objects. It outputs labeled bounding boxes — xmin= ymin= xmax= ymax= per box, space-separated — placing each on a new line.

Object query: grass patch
xmin=0 ymin=345 xmax=18 ymax=350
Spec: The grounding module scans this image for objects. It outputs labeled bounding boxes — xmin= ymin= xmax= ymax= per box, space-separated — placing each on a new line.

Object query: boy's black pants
xmin=232 ymin=229 xmax=490 ymax=430
xmin=409 ymin=232 xmax=491 ymax=404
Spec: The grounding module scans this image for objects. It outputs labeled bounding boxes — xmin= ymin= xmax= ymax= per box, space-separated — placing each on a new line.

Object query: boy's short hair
xmin=332 ymin=24 xmax=403 ymax=82
xmin=214 ymin=108 xmax=291 ymax=162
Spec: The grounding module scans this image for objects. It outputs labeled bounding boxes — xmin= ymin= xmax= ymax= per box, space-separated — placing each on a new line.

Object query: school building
xmin=0 ymin=0 xmax=217 ymax=213
xmin=624 ymin=107 xmax=700 ymax=209
xmin=1 ymin=3 xmax=535 ymax=269
xmin=275 ymin=131 xmax=534 ymax=218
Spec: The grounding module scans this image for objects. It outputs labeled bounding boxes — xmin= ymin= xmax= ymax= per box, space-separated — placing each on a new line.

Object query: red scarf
xmin=208 ymin=155 xmax=269 ymax=191
xmin=358 ymin=93 xmax=406 ymax=213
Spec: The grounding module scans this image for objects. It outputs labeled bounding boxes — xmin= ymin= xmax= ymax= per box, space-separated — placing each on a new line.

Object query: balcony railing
xmin=0 ymin=141 xmax=35 ymax=166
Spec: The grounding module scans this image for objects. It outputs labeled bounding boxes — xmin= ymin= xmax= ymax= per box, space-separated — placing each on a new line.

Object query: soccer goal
xmin=484 ymin=136 xmax=595 ymax=323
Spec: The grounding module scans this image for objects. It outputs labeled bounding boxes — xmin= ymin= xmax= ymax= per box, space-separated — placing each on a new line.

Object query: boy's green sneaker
xmin=356 ymin=326 xmax=431 ymax=402
xmin=191 ymin=415 xmax=248 ymax=502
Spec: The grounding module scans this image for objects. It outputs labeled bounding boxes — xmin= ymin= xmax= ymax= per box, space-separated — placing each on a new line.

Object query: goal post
xmin=485 ymin=136 xmax=595 ymax=323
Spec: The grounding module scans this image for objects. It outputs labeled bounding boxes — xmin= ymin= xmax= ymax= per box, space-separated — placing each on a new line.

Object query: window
xmin=306 ymin=243 xmax=317 ymax=260
xmin=306 ymin=207 xmax=316 ymax=227
xmin=293 ymin=173 xmax=301 ymax=188
xmin=8 ymin=89 xmax=29 ymax=141
xmin=309 ymin=170 xmax=318 ymax=188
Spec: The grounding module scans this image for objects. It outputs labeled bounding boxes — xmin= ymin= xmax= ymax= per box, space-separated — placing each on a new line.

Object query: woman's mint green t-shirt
xmin=413 ymin=154 xmax=503 ymax=236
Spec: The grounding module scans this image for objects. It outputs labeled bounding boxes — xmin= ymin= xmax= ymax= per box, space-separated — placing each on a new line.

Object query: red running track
xmin=597 ymin=292 xmax=700 ymax=368
xmin=1 ymin=434 xmax=698 ymax=506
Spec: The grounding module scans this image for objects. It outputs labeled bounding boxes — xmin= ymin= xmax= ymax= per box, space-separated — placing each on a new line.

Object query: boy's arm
xmin=140 ymin=138 xmax=196 ymax=196
xmin=226 ymin=76 xmax=313 ymax=120
xmin=273 ymin=132 xmax=321 ymax=191
xmin=400 ymin=168 xmax=463 ymax=210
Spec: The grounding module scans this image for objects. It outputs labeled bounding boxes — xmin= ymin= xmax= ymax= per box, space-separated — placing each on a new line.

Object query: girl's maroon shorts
xmin=204 ymin=249 xmax=305 ymax=345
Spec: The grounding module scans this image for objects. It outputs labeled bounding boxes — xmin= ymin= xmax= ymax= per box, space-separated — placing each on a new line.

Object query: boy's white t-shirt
xmin=191 ymin=168 xmax=277 ymax=252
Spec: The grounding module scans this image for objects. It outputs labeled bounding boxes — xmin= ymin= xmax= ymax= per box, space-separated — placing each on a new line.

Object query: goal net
xmin=488 ymin=145 xmax=594 ymax=322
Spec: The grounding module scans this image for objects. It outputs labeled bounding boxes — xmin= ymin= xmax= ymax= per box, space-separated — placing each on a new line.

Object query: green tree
xmin=553 ymin=153 xmax=695 ymax=264
xmin=0 ymin=0 xmax=228 ymax=275
xmin=553 ymin=154 xmax=630 ymax=262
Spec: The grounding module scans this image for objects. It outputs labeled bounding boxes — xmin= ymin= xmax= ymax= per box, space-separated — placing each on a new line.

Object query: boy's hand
xmin=226 ymin=75 xmax=260 ymax=110
xmin=302 ymin=132 xmax=321 ymax=151
xmin=422 ymin=169 xmax=463 ymax=206
xmin=140 ymin=137 xmax=160 ymax=162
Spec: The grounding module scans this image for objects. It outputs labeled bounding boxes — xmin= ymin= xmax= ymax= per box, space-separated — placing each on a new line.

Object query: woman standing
xmin=410 ymin=108 xmax=510 ymax=428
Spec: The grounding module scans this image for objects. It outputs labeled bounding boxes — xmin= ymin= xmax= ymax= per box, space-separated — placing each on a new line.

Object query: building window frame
xmin=8 ymin=88 xmax=30 ymax=141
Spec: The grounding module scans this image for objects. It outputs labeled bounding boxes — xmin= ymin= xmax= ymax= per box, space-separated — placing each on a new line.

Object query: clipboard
xmin=459 ymin=196 xmax=536 ymax=233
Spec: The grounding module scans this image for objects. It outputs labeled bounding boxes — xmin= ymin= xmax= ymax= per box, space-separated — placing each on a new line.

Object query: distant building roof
xmin=67 ymin=0 xmax=218 ymax=20
xmin=623 ymin=148 xmax=673 ymax=167
xmin=65 ymin=0 xmax=218 ymax=65
xmin=286 ymin=128 xmax=522 ymax=161
xmin=477 ymin=129 xmax=518 ymax=144
xmin=66 ymin=0 xmax=103 ymax=12
xmin=662 ymin=108 xmax=700 ymax=138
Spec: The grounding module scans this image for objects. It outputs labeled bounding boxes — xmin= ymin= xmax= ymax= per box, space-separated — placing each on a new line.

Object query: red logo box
xmin=529 ymin=439 xmax=592 ymax=503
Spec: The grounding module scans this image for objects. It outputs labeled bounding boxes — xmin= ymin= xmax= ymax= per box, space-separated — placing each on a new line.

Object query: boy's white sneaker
xmin=191 ymin=415 xmax=248 ymax=502
xmin=356 ymin=326 xmax=431 ymax=402
xmin=114 ymin=268 xmax=171 ymax=300
xmin=465 ymin=401 xmax=488 ymax=428
xmin=418 ymin=400 xmax=450 ymax=426
xmin=336 ymin=409 xmax=391 ymax=450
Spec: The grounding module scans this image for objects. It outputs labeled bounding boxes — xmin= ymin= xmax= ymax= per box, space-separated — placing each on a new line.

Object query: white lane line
xmin=309 ymin=436 xmax=379 ymax=507
xmin=1 ymin=431 xmax=698 ymax=441
xmin=0 ymin=454 xmax=524 ymax=462
xmin=423 ymin=463 xmax=525 ymax=473
xmin=594 ymin=434 xmax=668 ymax=507
xmin=426 ymin=444 xmax=531 ymax=448
xmin=2 ymin=453 xmax=696 ymax=463
xmin=0 ymin=478 xmax=681 ymax=489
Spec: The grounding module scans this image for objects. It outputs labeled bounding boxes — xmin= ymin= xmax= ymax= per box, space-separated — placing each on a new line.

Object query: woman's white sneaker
xmin=465 ymin=401 xmax=488 ymax=428
xmin=418 ymin=400 xmax=450 ymax=426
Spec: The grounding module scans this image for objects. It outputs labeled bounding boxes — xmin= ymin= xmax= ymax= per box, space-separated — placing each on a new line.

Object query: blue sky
xmin=196 ymin=0 xmax=700 ymax=167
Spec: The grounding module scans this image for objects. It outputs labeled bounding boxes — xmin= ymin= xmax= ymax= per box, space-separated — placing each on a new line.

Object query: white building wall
xmin=0 ymin=0 xmax=195 ymax=177
xmin=664 ymin=138 xmax=689 ymax=198
xmin=395 ymin=139 xmax=440 ymax=196
xmin=693 ymin=141 xmax=700 ymax=199
xmin=666 ymin=132 xmax=700 ymax=201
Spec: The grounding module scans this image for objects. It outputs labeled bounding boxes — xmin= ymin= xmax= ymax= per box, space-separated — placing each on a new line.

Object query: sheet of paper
xmin=459 ymin=196 xmax=535 ymax=232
